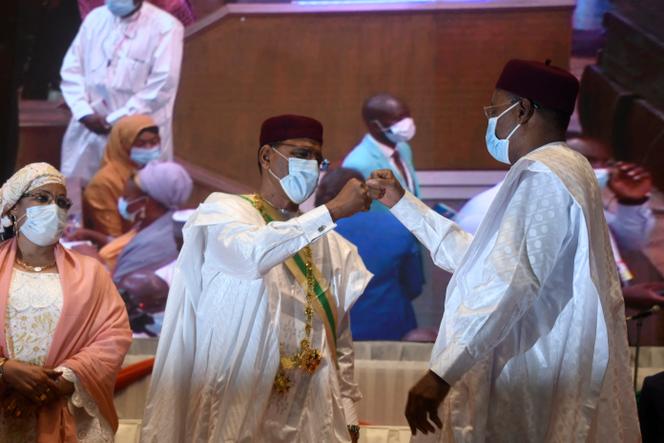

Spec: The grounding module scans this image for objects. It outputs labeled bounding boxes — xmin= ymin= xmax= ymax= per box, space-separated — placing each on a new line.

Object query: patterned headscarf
xmin=0 ymin=162 xmax=65 ymax=218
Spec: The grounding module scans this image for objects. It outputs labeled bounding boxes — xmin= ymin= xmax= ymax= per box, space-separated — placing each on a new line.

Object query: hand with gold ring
xmin=1 ymin=360 xmax=61 ymax=404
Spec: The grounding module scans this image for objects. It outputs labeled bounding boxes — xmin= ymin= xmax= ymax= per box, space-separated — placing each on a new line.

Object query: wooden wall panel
xmin=174 ymin=2 xmax=574 ymax=189
xmin=16 ymin=101 xmax=71 ymax=171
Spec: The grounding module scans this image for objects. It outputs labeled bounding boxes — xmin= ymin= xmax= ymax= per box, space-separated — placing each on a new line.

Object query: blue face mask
xmin=106 ymin=0 xmax=137 ymax=17
xmin=17 ymin=204 xmax=67 ymax=246
xmin=485 ymin=102 xmax=521 ymax=165
xmin=268 ymin=148 xmax=320 ymax=204
xmin=117 ymin=196 xmax=145 ymax=222
xmin=130 ymin=146 xmax=161 ymax=166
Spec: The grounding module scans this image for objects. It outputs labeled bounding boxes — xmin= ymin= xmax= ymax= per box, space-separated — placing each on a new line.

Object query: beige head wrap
xmin=0 ymin=163 xmax=65 ymax=218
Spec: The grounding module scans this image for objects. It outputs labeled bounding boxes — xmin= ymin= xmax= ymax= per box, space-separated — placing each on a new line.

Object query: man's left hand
xmin=609 ymin=162 xmax=652 ymax=203
xmin=405 ymin=370 xmax=450 ymax=435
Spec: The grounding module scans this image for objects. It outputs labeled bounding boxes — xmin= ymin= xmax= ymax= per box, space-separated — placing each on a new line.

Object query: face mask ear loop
xmin=14 ymin=213 xmax=26 ymax=231
xmin=268 ymin=146 xmax=290 ymax=180
xmin=495 ymin=101 xmax=520 ymax=120
xmin=505 ymin=123 xmax=521 ymax=140
xmin=372 ymin=119 xmax=387 ymax=131
xmin=495 ymin=101 xmax=521 ymax=141
xmin=134 ymin=196 xmax=148 ymax=221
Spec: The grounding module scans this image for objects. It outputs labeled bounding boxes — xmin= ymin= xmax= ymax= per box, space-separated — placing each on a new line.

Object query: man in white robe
xmin=368 ymin=59 xmax=640 ymax=442
xmin=60 ymin=0 xmax=183 ymax=181
xmin=455 ymin=137 xmax=655 ymax=284
xmin=141 ymin=115 xmax=374 ymax=442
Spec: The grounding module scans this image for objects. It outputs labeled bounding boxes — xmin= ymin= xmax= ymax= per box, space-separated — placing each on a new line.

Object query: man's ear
xmin=517 ymin=99 xmax=536 ymax=124
xmin=258 ymin=144 xmax=272 ymax=170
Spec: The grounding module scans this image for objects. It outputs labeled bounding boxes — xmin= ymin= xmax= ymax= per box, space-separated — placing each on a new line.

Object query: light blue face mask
xmin=18 ymin=204 xmax=67 ymax=246
xmin=130 ymin=146 xmax=161 ymax=166
xmin=485 ymin=101 xmax=521 ymax=165
xmin=594 ymin=168 xmax=610 ymax=189
xmin=106 ymin=0 xmax=137 ymax=17
xmin=268 ymin=148 xmax=320 ymax=204
xmin=117 ymin=196 xmax=145 ymax=222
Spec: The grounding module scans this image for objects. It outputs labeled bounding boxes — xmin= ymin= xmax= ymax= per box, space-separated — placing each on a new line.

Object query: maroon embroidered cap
xmin=259 ymin=115 xmax=323 ymax=146
xmin=496 ymin=59 xmax=579 ymax=115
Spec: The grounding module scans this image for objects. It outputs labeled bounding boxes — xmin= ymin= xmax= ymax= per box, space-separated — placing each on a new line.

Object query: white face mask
xmin=130 ymin=146 xmax=161 ymax=166
xmin=17 ymin=204 xmax=67 ymax=246
xmin=379 ymin=117 xmax=416 ymax=144
xmin=485 ymin=102 xmax=521 ymax=165
xmin=268 ymin=148 xmax=320 ymax=204
xmin=594 ymin=168 xmax=610 ymax=189
xmin=106 ymin=0 xmax=137 ymax=17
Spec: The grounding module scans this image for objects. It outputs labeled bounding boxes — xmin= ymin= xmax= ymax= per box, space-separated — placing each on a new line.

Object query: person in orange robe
xmin=83 ymin=115 xmax=160 ymax=237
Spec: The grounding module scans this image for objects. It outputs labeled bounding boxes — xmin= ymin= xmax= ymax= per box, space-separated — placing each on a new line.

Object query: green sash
xmin=241 ymin=195 xmax=339 ymax=363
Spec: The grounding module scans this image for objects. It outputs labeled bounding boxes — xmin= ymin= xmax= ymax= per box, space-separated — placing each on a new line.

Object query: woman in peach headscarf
xmin=83 ymin=115 xmax=160 ymax=237
xmin=0 ymin=162 xmax=132 ymax=442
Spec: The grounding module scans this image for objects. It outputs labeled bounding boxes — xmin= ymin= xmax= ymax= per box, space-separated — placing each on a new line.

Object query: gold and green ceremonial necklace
xmin=247 ymin=194 xmax=323 ymax=394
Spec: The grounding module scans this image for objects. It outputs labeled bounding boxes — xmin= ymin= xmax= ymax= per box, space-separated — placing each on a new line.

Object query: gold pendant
xmin=273 ymin=369 xmax=292 ymax=394
xmin=299 ymin=347 xmax=322 ymax=374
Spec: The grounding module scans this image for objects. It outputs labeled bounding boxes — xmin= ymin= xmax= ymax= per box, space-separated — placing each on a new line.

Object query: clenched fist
xmin=366 ymin=169 xmax=406 ymax=208
xmin=325 ymin=178 xmax=372 ymax=221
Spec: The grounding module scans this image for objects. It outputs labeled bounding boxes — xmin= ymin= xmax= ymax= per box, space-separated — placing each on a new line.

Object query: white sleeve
xmin=60 ymin=23 xmax=94 ymax=121
xmin=605 ymin=201 xmax=655 ymax=251
xmin=336 ymin=314 xmax=361 ymax=425
xmin=390 ymin=191 xmax=473 ymax=272
xmin=205 ymin=205 xmax=336 ymax=279
xmin=57 ymin=366 xmax=115 ymax=442
xmin=429 ymin=171 xmax=572 ymax=384
xmin=106 ymin=23 xmax=184 ymax=124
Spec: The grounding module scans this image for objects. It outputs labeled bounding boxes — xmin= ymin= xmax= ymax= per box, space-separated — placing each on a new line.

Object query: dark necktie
xmin=392 ymin=150 xmax=409 ymax=188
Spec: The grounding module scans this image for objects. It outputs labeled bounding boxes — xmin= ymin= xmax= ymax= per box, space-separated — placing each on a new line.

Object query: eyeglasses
xmin=21 ymin=191 xmax=72 ymax=210
xmin=273 ymin=144 xmax=330 ymax=171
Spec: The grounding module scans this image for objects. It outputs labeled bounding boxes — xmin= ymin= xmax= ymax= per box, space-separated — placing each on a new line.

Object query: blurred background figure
xmin=59 ymin=0 xmax=183 ymax=182
xmin=0 ymin=162 xmax=131 ymax=442
xmin=83 ymin=115 xmax=161 ymax=237
xmin=117 ymin=208 xmax=194 ymax=335
xmin=343 ymin=93 xmax=420 ymax=211
xmin=316 ymin=167 xmax=424 ymax=340
xmin=68 ymin=161 xmax=193 ymax=284
xmin=77 ymin=0 xmax=196 ymax=26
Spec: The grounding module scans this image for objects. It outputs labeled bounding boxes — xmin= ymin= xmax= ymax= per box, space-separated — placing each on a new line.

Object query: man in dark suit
xmin=316 ymin=167 xmax=424 ymax=340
